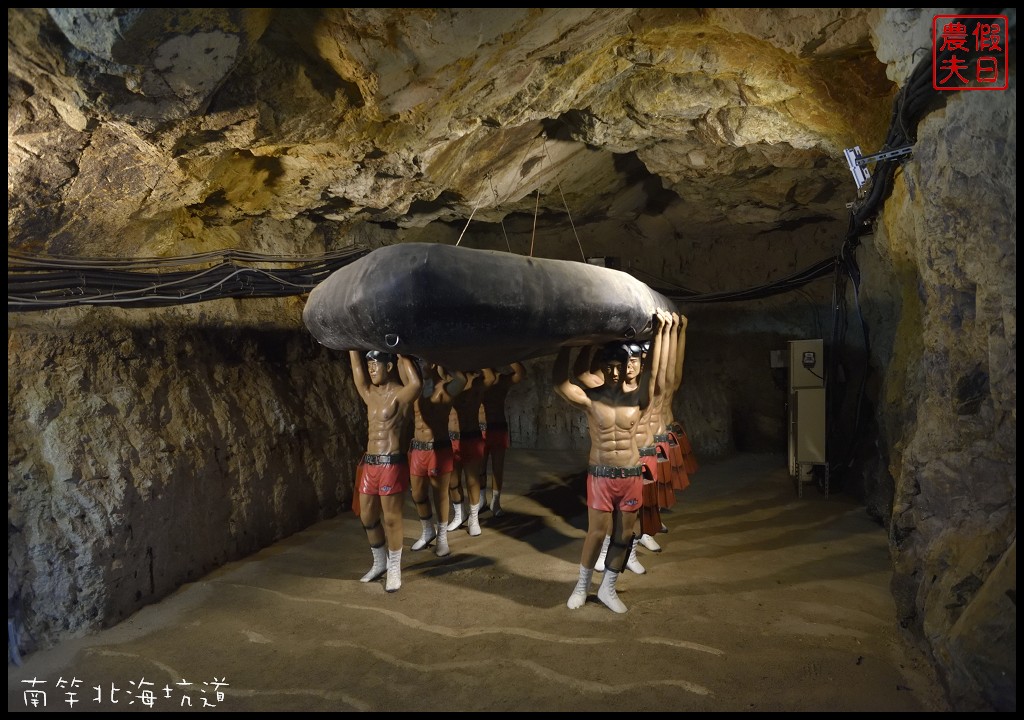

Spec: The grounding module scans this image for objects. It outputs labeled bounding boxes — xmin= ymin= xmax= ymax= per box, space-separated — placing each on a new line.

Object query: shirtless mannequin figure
xmin=663 ymin=314 xmax=698 ymax=480
xmin=447 ymin=369 xmax=496 ymax=536
xmin=478 ymin=362 xmax=526 ymax=517
xmin=409 ymin=363 xmax=466 ymax=557
xmin=635 ymin=313 xmax=683 ymax=553
xmin=554 ymin=310 xmax=671 ymax=613
xmin=649 ymin=314 xmax=689 ymax=538
xmin=594 ymin=339 xmax=662 ymax=573
xmin=349 ymin=350 xmax=421 ymax=592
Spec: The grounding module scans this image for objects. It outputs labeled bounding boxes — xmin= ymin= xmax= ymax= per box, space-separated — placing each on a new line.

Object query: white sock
xmin=567 ymin=565 xmax=594 ymax=609
xmin=385 ymin=549 xmax=402 ymax=592
xmin=598 ymin=570 xmax=627 ymax=613
xmin=595 ymin=535 xmax=611 ymax=572
xmin=360 ymin=544 xmax=387 ymax=583
xmin=627 ymin=538 xmax=646 ymax=574
xmin=435 ymin=524 xmax=450 ymax=557
xmin=467 ymin=504 xmax=481 ymax=536
xmin=447 ymin=502 xmax=465 ymax=531
xmin=411 ymin=518 xmax=436 ymax=551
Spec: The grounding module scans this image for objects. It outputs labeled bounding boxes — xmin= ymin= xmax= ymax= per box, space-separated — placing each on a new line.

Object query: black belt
xmin=449 ymin=431 xmax=483 ymax=440
xmin=363 ymin=453 xmax=407 ymax=466
xmin=482 ymin=422 xmax=509 ymax=431
xmin=588 ymin=465 xmax=642 ymax=479
xmin=639 ymin=446 xmax=656 ymax=457
xmin=410 ymin=439 xmax=451 ymax=451
xmin=654 ymin=433 xmax=670 ymax=443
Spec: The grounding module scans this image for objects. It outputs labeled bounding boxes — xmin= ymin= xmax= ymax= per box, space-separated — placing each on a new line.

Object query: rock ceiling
xmin=8 ymin=8 xmax=895 ymax=265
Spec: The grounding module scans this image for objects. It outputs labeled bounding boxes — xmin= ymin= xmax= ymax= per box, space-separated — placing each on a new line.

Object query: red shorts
xmin=357 ymin=455 xmax=409 ymax=496
xmin=651 ymin=455 xmax=678 ymax=509
xmin=586 ymin=468 xmax=642 ymax=514
xmin=672 ymin=422 xmax=700 ymax=475
xmin=482 ymin=423 xmax=511 ymax=451
xmin=409 ymin=445 xmax=455 ymax=477
xmin=666 ymin=431 xmax=685 ymax=469
xmin=639 ymin=453 xmax=659 ymax=484
xmin=452 ymin=431 xmax=486 ymax=464
xmin=640 ymin=483 xmax=662 ymax=536
xmin=655 ymin=440 xmax=672 ymax=477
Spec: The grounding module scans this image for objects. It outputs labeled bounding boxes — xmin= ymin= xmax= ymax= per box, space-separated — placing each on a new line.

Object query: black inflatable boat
xmin=302 ymin=242 xmax=675 ymax=370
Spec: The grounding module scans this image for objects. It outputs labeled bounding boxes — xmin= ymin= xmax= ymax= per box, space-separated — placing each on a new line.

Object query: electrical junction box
xmin=787 ymin=339 xmax=826 ymax=492
xmin=789 ymin=339 xmax=824 ymax=389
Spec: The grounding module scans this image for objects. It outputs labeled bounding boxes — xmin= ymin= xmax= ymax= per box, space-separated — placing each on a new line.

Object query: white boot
xmin=447 ymin=501 xmax=465 ymax=531
xmin=467 ymin=503 xmax=482 ymax=536
xmin=595 ymin=535 xmax=611 ymax=572
xmin=567 ymin=565 xmax=594 ymax=609
xmin=385 ymin=549 xmax=402 ymax=593
xmin=435 ymin=523 xmax=450 ymax=557
xmin=360 ymin=545 xmax=387 ymax=583
xmin=479 ymin=476 xmax=488 ymax=512
xmin=490 ymin=491 xmax=504 ymax=517
xmin=597 ymin=569 xmax=628 ymax=613
xmin=411 ymin=519 xmax=437 ymax=551
xmin=626 ymin=539 xmax=646 ymax=574
xmin=639 ymin=533 xmax=662 ymax=552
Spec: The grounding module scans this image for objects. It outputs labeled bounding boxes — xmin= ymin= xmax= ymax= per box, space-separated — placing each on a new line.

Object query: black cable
xmin=634 ymin=256 xmax=837 ymax=305
xmin=820 ymin=11 xmax=994 ymax=484
xmin=8 ymin=246 xmax=370 ymax=311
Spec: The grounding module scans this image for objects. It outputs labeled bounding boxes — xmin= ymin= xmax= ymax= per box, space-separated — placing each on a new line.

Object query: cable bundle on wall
xmin=824 ymin=19 xmax=975 ymax=484
xmin=8 ymin=247 xmax=369 ymax=311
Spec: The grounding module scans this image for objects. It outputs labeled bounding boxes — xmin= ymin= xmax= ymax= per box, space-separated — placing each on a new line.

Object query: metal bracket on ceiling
xmin=844 ymin=144 xmax=914 ymax=193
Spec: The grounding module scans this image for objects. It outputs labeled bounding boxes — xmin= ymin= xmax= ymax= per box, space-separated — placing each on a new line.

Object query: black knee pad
xmin=609 ymin=534 xmax=636 ymax=574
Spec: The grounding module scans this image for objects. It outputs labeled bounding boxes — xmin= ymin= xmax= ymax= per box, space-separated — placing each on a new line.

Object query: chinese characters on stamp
xmin=933 ymin=14 xmax=1009 ymax=91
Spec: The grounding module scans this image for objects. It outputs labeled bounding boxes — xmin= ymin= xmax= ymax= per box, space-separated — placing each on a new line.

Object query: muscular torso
xmin=587 ymin=387 xmax=642 ymax=467
xmin=636 ymin=392 xmax=667 ymax=447
xmin=451 ymin=383 xmax=486 ymax=433
xmin=479 ymin=380 xmax=513 ymax=425
xmin=661 ymin=404 xmax=675 ymax=432
xmin=364 ymin=382 xmax=411 ymax=454
xmin=414 ymin=391 xmax=453 ymax=442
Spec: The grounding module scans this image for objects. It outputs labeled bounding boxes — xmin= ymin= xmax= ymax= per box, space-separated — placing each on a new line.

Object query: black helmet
xmin=365 ymin=350 xmax=396 ymax=365
xmin=596 ymin=342 xmax=629 ymax=365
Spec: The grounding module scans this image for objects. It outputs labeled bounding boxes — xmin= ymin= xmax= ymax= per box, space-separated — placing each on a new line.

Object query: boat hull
xmin=302 ymin=243 xmax=675 ymax=370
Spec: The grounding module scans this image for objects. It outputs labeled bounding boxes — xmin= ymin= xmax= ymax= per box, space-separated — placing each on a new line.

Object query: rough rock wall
xmin=8 ymin=302 xmax=363 ymax=655
xmin=863 ymin=9 xmax=1016 ymax=712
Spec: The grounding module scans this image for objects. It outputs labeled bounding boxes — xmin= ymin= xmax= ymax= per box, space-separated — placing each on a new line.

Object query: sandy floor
xmin=8 ymin=449 xmax=950 ymax=712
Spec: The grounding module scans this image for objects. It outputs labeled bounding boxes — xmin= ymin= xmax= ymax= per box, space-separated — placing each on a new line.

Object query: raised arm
xmin=553 ymin=346 xmax=591 ymax=409
xmin=510 ymin=361 xmax=526 ymax=384
xmin=644 ymin=311 xmax=671 ymax=412
xmin=395 ymin=354 xmax=423 ymax=405
xmin=573 ymin=345 xmax=603 ymax=389
xmin=672 ymin=314 xmax=688 ymax=391
xmin=348 ymin=350 xmax=371 ymax=403
xmin=481 ymin=367 xmax=499 ymax=389
xmin=433 ymin=366 xmax=467 ymax=404
xmin=664 ymin=313 xmax=680 ymax=394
